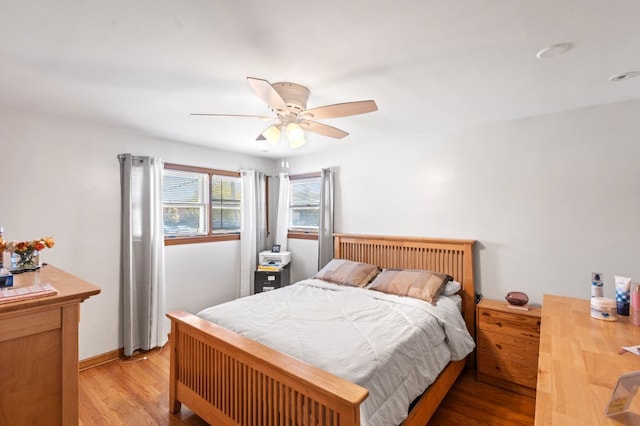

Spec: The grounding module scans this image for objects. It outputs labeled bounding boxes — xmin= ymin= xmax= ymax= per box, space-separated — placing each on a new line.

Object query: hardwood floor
xmin=428 ymin=371 xmax=535 ymax=426
xmin=79 ymin=346 xmax=207 ymax=426
xmin=79 ymin=346 xmax=535 ymax=425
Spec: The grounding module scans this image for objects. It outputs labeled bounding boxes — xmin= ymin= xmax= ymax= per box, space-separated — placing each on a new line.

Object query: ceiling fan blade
xmin=302 ymin=100 xmax=378 ymax=120
xmin=246 ymin=77 xmax=288 ymax=113
xmin=190 ymin=113 xmax=276 ymax=120
xmin=300 ymin=120 xmax=349 ymax=139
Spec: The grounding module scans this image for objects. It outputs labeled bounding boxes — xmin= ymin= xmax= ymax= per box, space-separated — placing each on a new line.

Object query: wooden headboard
xmin=334 ymin=234 xmax=476 ymax=341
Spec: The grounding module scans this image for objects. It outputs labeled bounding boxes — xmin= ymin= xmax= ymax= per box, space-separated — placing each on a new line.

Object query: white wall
xmin=287 ymin=238 xmax=318 ymax=283
xmin=0 ymin=108 xmax=276 ymax=359
xmin=287 ymin=100 xmax=640 ymax=305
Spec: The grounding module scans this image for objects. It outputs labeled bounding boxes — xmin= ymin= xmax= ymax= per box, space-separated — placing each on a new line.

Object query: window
xmin=163 ymin=169 xmax=208 ymax=237
xmin=288 ymin=173 xmax=321 ymax=238
xmin=211 ymin=175 xmax=241 ymax=233
xmin=163 ymin=163 xmax=241 ymax=244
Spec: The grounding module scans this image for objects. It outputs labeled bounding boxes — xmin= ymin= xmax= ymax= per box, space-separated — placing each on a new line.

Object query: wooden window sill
xmin=164 ymin=234 xmax=240 ymax=246
xmin=287 ymin=231 xmax=318 ymax=241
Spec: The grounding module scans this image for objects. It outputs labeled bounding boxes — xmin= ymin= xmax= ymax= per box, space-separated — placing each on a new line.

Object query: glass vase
xmin=11 ymin=250 xmax=40 ymax=270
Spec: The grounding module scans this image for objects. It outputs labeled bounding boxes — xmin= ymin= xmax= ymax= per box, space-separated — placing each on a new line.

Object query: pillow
xmin=368 ymin=269 xmax=453 ymax=305
xmin=442 ymin=280 xmax=462 ymax=296
xmin=314 ymin=259 xmax=380 ymax=287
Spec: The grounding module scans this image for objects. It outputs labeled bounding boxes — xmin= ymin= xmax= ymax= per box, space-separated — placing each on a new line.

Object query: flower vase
xmin=11 ymin=250 xmax=39 ymax=270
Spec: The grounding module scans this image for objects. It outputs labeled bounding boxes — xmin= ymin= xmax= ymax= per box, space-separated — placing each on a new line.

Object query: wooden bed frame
xmin=167 ymin=234 xmax=475 ymax=425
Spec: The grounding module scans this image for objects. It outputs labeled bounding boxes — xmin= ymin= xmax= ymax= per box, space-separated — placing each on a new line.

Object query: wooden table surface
xmin=536 ymin=294 xmax=640 ymax=425
xmin=0 ymin=264 xmax=100 ymax=313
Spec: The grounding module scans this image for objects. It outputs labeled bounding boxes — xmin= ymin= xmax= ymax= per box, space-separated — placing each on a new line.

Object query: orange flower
xmin=44 ymin=237 xmax=55 ymax=248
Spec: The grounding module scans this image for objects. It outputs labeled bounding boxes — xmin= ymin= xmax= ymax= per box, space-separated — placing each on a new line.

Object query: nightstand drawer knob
xmin=495 ymin=320 xmax=502 ymax=327
xmin=495 ymin=343 xmax=502 ymax=350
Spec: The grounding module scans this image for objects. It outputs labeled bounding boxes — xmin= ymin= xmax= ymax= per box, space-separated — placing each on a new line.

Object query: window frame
xmin=287 ymin=172 xmax=321 ymax=241
xmin=163 ymin=163 xmax=241 ymax=246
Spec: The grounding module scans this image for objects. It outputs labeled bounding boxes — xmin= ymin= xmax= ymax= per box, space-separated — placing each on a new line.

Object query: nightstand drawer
xmin=477 ymin=351 xmax=537 ymax=389
xmin=478 ymin=308 xmax=541 ymax=339
xmin=477 ymin=330 xmax=539 ymax=364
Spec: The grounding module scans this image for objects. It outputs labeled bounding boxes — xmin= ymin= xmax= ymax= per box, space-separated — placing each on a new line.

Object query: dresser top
xmin=478 ymin=297 xmax=542 ymax=318
xmin=536 ymin=294 xmax=640 ymax=424
xmin=0 ymin=265 xmax=101 ymax=314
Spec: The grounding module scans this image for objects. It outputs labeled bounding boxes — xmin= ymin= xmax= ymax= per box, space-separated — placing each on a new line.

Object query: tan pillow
xmin=368 ymin=269 xmax=452 ymax=305
xmin=314 ymin=259 xmax=380 ymax=287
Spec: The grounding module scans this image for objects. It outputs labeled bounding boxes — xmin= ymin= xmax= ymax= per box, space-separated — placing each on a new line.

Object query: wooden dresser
xmin=476 ymin=298 xmax=542 ymax=397
xmin=536 ymin=294 xmax=640 ymax=424
xmin=0 ymin=265 xmax=100 ymax=425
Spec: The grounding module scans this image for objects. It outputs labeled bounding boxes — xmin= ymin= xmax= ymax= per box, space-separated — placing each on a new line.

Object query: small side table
xmin=476 ymin=298 xmax=542 ymax=397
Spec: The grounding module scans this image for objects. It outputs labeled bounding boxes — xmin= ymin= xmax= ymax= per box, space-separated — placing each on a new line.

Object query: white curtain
xmin=240 ymin=170 xmax=267 ymax=297
xmin=119 ymin=154 xmax=167 ymax=357
xmin=318 ymin=168 xmax=335 ymax=270
xmin=275 ymin=172 xmax=290 ymax=251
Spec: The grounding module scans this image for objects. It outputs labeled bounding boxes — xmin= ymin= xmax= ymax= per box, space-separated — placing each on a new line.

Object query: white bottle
xmin=0 ymin=225 xmax=11 ymax=271
xmin=591 ymin=272 xmax=604 ymax=298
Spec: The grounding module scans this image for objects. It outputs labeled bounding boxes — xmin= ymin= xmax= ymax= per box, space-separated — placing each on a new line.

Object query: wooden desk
xmin=0 ymin=265 xmax=100 ymax=425
xmin=536 ymin=294 xmax=640 ymax=425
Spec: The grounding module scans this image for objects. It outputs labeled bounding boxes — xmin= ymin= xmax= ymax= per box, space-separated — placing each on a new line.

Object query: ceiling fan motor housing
xmin=272 ymin=82 xmax=310 ymax=116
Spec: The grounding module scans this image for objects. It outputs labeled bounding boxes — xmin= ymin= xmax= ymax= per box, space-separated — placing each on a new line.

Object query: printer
xmin=259 ymin=250 xmax=291 ymax=267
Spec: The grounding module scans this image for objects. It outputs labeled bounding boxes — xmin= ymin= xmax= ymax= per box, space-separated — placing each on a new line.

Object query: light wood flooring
xmin=79 ymin=346 xmax=535 ymax=425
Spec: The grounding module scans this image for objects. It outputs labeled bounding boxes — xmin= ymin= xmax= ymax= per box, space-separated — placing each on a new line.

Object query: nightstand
xmin=254 ymin=267 xmax=291 ymax=293
xmin=476 ymin=298 xmax=542 ymax=397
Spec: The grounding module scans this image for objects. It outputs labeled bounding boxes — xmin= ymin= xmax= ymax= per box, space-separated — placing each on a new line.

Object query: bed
xmin=167 ymin=234 xmax=476 ymax=425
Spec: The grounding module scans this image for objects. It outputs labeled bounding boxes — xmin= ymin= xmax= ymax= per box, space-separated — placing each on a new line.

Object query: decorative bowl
xmin=505 ymin=291 xmax=529 ymax=306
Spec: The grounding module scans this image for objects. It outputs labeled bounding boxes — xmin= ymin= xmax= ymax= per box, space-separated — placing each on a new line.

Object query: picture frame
xmin=272 ymin=244 xmax=281 ymax=253
xmin=605 ymin=370 xmax=640 ymax=416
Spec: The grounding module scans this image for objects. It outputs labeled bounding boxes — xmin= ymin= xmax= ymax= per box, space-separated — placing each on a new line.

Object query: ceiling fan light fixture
xmin=262 ymin=125 xmax=281 ymax=144
xmin=286 ymin=122 xmax=305 ymax=143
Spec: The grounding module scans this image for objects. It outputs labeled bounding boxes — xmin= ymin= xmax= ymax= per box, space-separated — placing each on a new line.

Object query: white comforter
xmin=197 ymin=279 xmax=475 ymax=426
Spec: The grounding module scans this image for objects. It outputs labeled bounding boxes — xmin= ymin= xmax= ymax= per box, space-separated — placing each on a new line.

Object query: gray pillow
xmin=314 ymin=259 xmax=380 ymax=287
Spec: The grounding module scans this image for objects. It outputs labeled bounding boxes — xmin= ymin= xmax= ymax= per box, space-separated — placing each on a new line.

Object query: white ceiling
xmin=1 ymin=1 xmax=639 ymax=158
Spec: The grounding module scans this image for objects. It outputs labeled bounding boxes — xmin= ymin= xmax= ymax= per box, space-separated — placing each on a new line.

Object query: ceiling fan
xmin=191 ymin=77 xmax=378 ymax=148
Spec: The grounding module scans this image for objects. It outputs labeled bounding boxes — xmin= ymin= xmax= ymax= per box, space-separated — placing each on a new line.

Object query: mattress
xmin=197 ymin=278 xmax=475 ymax=425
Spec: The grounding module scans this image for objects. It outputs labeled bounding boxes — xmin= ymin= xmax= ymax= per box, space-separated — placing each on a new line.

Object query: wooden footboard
xmin=167 ymin=310 xmax=369 ymax=426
